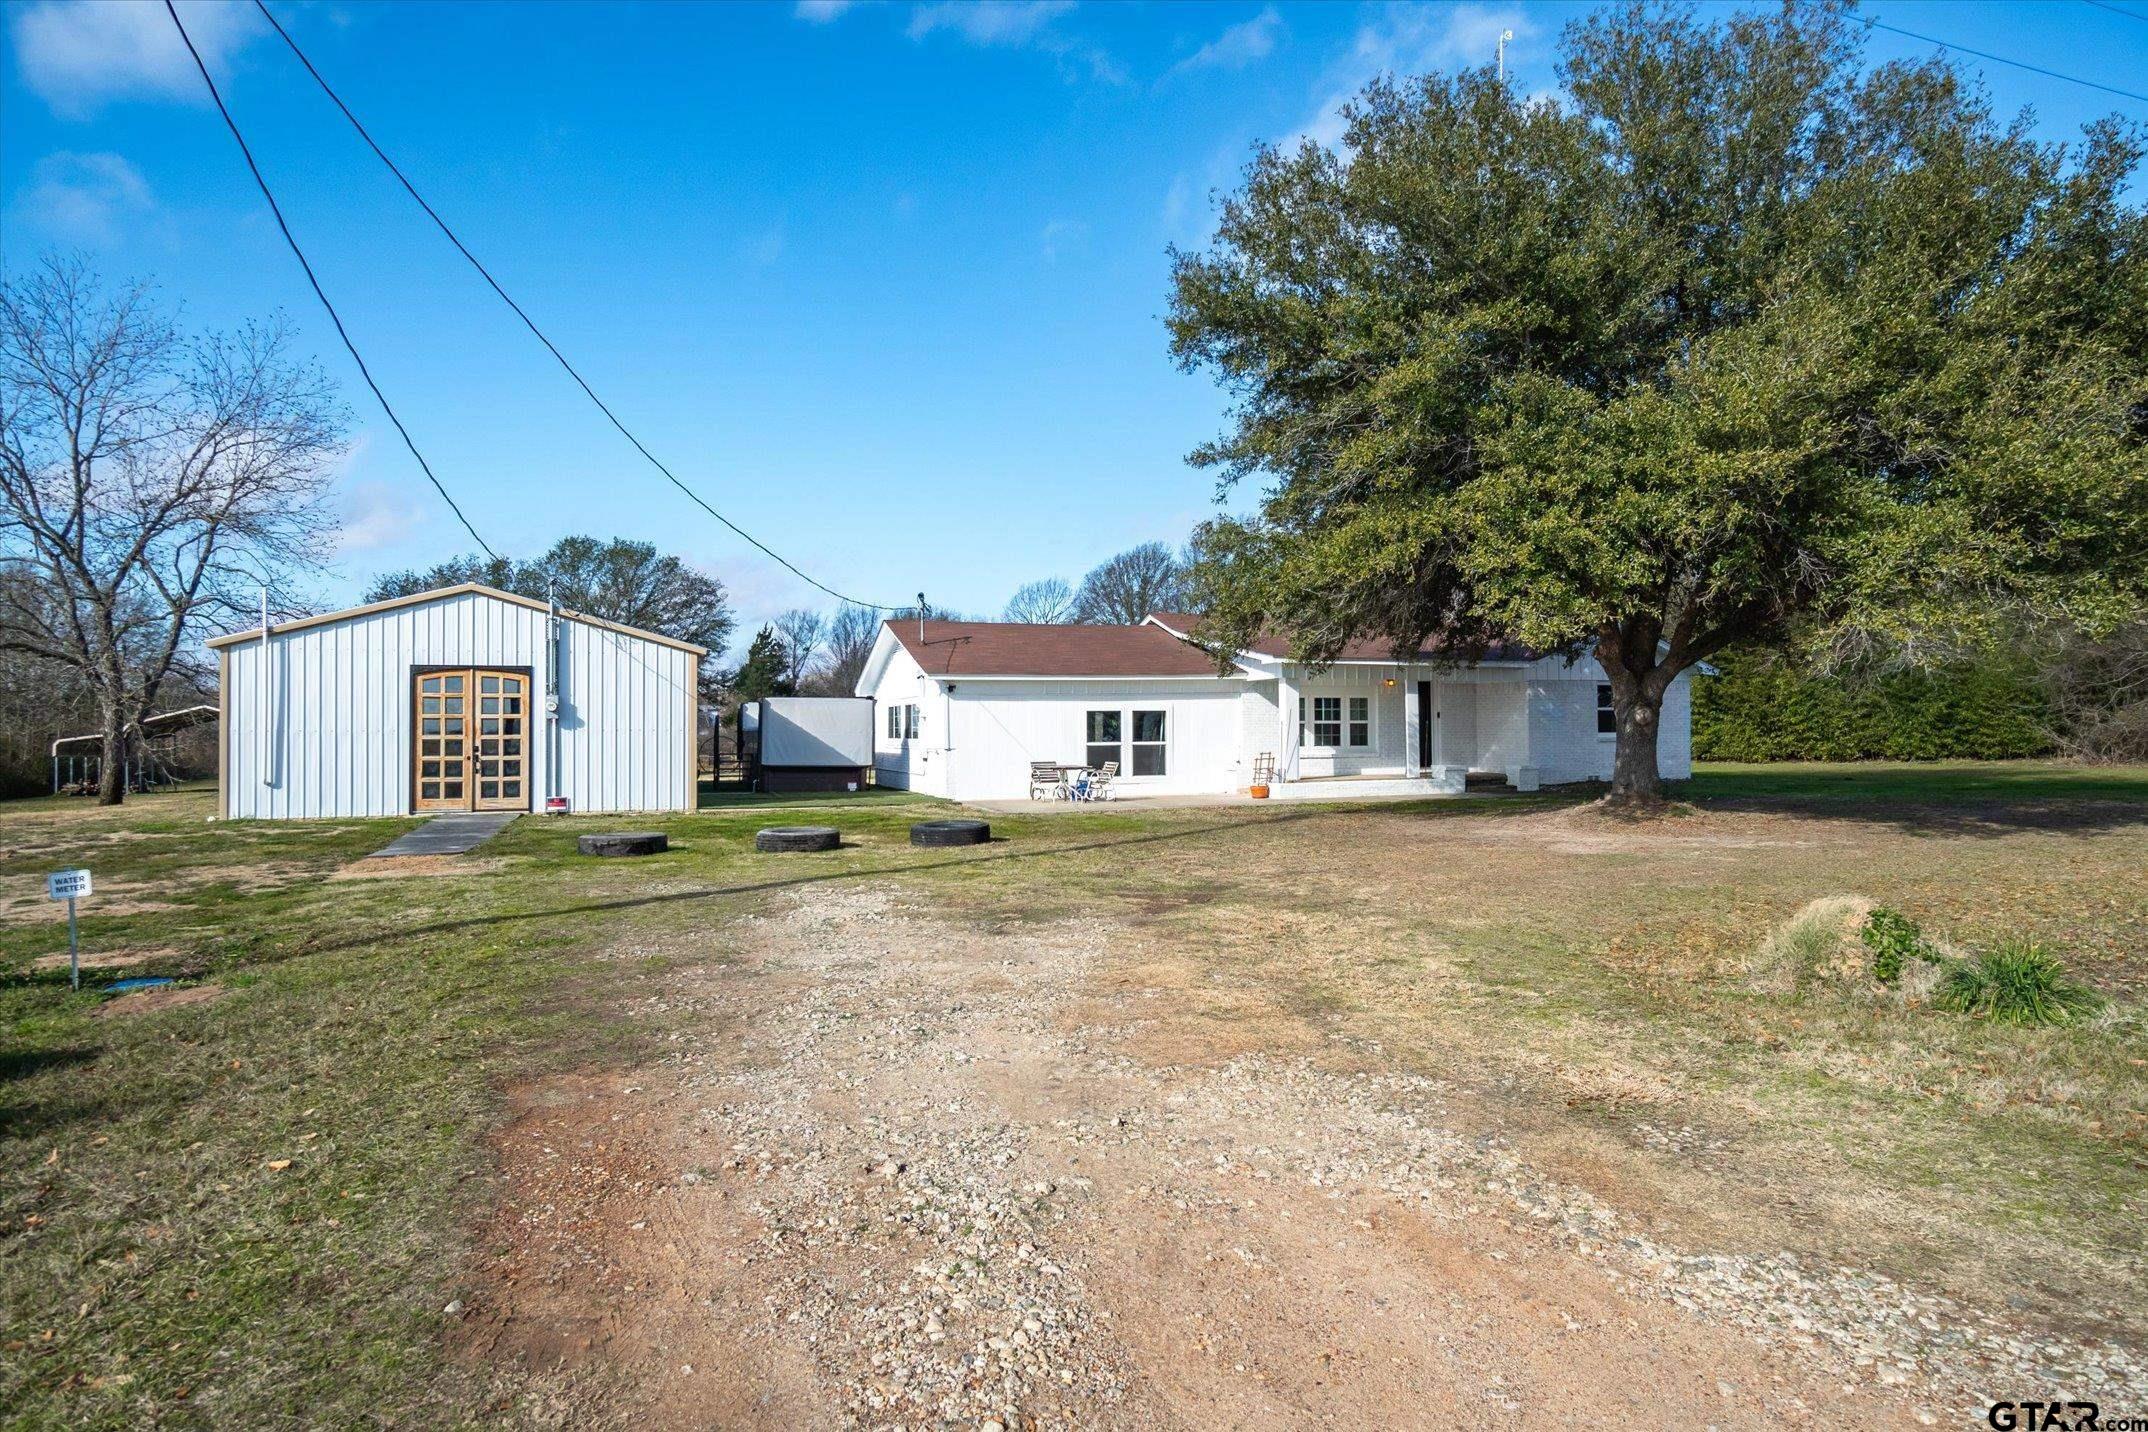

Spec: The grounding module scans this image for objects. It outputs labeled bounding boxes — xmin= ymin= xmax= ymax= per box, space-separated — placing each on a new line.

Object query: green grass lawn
xmin=2 ymin=761 xmax=2144 ymax=1427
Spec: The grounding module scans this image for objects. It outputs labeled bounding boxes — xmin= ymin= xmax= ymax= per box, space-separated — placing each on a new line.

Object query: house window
xmin=1347 ymin=696 xmax=1370 ymax=748
xmin=904 ymin=704 xmax=920 ymax=739
xmin=1131 ymin=709 xmax=1166 ymax=776
xmin=1309 ymin=695 xmax=1342 ymax=747
xmin=1085 ymin=709 xmax=1122 ymax=771
xmin=887 ymin=704 xmax=901 ymax=739
xmin=1597 ymin=684 xmax=1616 ymax=735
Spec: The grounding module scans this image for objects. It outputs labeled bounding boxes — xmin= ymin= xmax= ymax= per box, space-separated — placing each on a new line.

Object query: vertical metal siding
xmin=223 ymin=589 xmax=693 ymax=818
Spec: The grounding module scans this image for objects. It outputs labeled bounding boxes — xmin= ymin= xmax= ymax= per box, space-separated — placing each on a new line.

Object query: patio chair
xmin=1029 ymin=761 xmax=1068 ymax=801
xmin=1083 ymin=760 xmax=1119 ymax=802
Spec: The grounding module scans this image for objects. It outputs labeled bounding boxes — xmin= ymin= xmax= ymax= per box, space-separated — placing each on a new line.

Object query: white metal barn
xmin=210 ymin=583 xmax=703 ymax=819
xmin=856 ymin=615 xmax=1693 ymax=803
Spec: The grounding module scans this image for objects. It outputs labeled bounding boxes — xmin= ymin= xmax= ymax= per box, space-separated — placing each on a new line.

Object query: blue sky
xmin=5 ymin=1 xmax=2145 ymax=658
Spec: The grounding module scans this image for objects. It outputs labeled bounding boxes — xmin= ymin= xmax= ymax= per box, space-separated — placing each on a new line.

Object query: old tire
xmin=909 ymin=818 xmax=990 ymax=848
xmin=755 ymin=825 xmax=841 ymax=853
xmin=578 ymin=831 xmax=668 ymax=857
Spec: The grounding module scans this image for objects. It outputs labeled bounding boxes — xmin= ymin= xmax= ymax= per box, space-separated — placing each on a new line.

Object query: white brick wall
xmin=1239 ymin=682 xmax=1280 ymax=780
xmin=1289 ymin=667 xmax=1408 ymax=776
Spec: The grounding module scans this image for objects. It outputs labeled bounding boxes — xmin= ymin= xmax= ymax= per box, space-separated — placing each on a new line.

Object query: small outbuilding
xmin=209 ymin=582 xmax=703 ymax=819
xmin=742 ymin=696 xmax=875 ymax=793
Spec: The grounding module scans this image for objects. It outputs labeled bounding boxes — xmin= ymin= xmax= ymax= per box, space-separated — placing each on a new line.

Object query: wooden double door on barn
xmin=413 ymin=669 xmax=530 ymax=812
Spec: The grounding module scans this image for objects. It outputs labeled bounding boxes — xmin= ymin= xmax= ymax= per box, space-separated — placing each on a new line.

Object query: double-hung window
xmin=1299 ymin=693 xmax=1371 ymax=749
xmin=1130 ymin=710 xmax=1167 ymax=775
xmin=1085 ymin=710 xmax=1122 ymax=771
xmin=904 ymin=704 xmax=921 ymax=739
xmin=1310 ymin=696 xmax=1342 ymax=747
xmin=887 ymin=704 xmax=902 ymax=739
xmin=1596 ymin=684 xmax=1616 ymax=735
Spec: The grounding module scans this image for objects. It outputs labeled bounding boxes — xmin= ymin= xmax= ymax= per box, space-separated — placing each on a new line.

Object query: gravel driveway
xmin=464 ymin=882 xmax=2145 ymax=1428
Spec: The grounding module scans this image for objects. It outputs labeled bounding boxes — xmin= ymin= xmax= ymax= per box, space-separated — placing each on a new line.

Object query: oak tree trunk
xmin=1596 ymin=626 xmax=1677 ymax=811
xmin=1607 ymin=685 xmax=1665 ymax=806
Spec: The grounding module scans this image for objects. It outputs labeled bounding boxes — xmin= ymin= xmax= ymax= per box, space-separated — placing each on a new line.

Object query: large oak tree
xmin=1168 ymin=1 xmax=2147 ymax=803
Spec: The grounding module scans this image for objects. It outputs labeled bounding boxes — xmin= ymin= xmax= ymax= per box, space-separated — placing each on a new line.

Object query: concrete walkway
xmin=369 ymin=810 xmax=520 ymax=858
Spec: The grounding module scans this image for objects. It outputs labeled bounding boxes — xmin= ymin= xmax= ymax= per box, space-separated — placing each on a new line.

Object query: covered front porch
xmin=1259 ymin=661 xmax=1541 ymax=793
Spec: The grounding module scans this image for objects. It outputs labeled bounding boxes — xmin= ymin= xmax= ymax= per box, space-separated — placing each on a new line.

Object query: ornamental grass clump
xmin=1935 ymin=941 xmax=2105 ymax=1028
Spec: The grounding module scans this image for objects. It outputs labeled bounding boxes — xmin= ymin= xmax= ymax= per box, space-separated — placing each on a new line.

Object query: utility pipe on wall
xmin=258 ymin=585 xmax=271 ymax=788
xmin=545 ymin=586 xmax=562 ymax=803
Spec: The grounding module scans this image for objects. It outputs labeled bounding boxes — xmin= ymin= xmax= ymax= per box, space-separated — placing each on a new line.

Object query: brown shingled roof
xmin=1144 ymin=613 xmax=1539 ymax=664
xmin=887 ymin=620 xmax=1220 ymax=678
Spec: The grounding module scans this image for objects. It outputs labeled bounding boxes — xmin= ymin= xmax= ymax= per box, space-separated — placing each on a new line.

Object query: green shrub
xmin=1934 ymin=941 xmax=2105 ymax=1027
xmin=1861 ymin=907 xmax=1935 ymax=985
xmin=1693 ymin=649 xmax=2051 ymax=762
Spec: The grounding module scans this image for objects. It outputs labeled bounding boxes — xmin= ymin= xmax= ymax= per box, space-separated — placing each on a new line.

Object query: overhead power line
xmin=2080 ymin=0 xmax=2148 ymax=26
xmin=162 ymin=0 xmax=500 ymax=562
xmin=1863 ymin=15 xmax=2148 ymax=105
xmin=251 ymin=0 xmax=900 ymax=613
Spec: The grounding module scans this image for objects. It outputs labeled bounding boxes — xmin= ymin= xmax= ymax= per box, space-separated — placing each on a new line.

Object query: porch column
xmin=1277 ymin=668 xmax=1301 ymax=781
xmin=1401 ymin=664 xmax=1420 ymax=778
xmin=1431 ymin=673 xmax=1444 ymax=769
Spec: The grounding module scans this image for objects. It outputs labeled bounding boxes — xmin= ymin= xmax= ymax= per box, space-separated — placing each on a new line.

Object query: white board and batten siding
xmin=215 ymin=585 xmax=699 ymax=819
xmin=939 ymin=678 xmax=1251 ymax=802
xmin=859 ymin=638 xmax=1247 ymax=802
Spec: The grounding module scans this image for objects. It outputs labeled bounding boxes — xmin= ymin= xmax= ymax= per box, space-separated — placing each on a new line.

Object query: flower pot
xmin=1249 ymin=783 xmax=1270 ymax=799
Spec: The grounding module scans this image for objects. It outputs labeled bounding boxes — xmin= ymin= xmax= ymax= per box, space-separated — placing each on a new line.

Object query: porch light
xmin=1383 ymin=677 xmax=1397 ymax=686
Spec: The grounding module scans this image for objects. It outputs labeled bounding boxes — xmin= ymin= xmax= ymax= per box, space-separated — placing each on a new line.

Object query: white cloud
xmin=1170 ymin=6 xmax=1281 ymax=77
xmin=793 ymin=0 xmax=856 ymax=22
xmin=334 ymin=473 xmax=425 ymax=558
xmin=15 ymin=151 xmax=154 ymax=245
xmin=744 ymin=217 xmax=787 ymax=268
xmin=906 ymin=0 xmax=1073 ymax=45
xmin=10 ymin=0 xmax=266 ymax=119
xmin=1161 ymin=140 xmax=1251 ymax=248
xmin=1295 ymin=3 xmax=1534 ymax=151
xmin=904 ymin=0 xmax=1122 ymax=82
xmin=1039 ymin=217 xmax=1087 ymax=262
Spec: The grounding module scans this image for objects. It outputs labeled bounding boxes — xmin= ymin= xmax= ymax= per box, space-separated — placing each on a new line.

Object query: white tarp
xmin=758 ymin=697 xmax=874 ymax=767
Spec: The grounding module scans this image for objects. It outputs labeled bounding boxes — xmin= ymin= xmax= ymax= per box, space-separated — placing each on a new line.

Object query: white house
xmin=209 ymin=583 xmax=703 ymax=819
xmin=855 ymin=614 xmax=1692 ymax=803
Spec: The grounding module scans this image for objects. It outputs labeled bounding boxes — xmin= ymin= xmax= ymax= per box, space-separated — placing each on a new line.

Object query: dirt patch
xmin=1436 ymin=803 xmax=1833 ymax=856
xmin=0 ymin=892 xmax=185 ymax=926
xmin=329 ymin=855 xmax=516 ymax=881
xmin=91 ymin=982 xmax=226 ymax=1019
xmin=468 ymin=882 xmax=2145 ymax=1428
xmin=185 ymin=860 xmax=318 ymax=891
xmin=31 ymin=944 xmax=183 ymax=973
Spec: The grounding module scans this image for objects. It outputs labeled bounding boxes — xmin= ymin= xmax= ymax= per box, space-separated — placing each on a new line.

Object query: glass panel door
xmin=413 ymin=671 xmax=469 ymax=810
xmin=473 ymin=671 xmax=529 ymax=810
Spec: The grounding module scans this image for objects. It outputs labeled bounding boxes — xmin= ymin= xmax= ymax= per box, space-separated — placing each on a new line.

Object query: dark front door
xmin=1417 ymin=681 xmax=1434 ymax=768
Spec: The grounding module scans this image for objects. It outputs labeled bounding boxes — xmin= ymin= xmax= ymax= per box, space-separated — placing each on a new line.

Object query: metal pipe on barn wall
xmin=258 ymin=585 xmax=271 ymax=789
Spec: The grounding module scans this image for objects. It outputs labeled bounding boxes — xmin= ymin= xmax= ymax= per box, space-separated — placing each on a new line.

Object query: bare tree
xmin=772 ymin=607 xmax=826 ymax=692
xmin=1003 ymin=577 xmax=1078 ymax=624
xmin=807 ymin=604 xmax=880 ymax=695
xmin=0 ymin=259 xmax=345 ymax=803
xmin=1074 ymin=542 xmax=1188 ymax=625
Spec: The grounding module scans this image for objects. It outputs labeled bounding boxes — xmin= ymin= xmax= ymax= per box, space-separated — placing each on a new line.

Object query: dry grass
xmin=4 ymin=766 xmax=2145 ymax=1423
